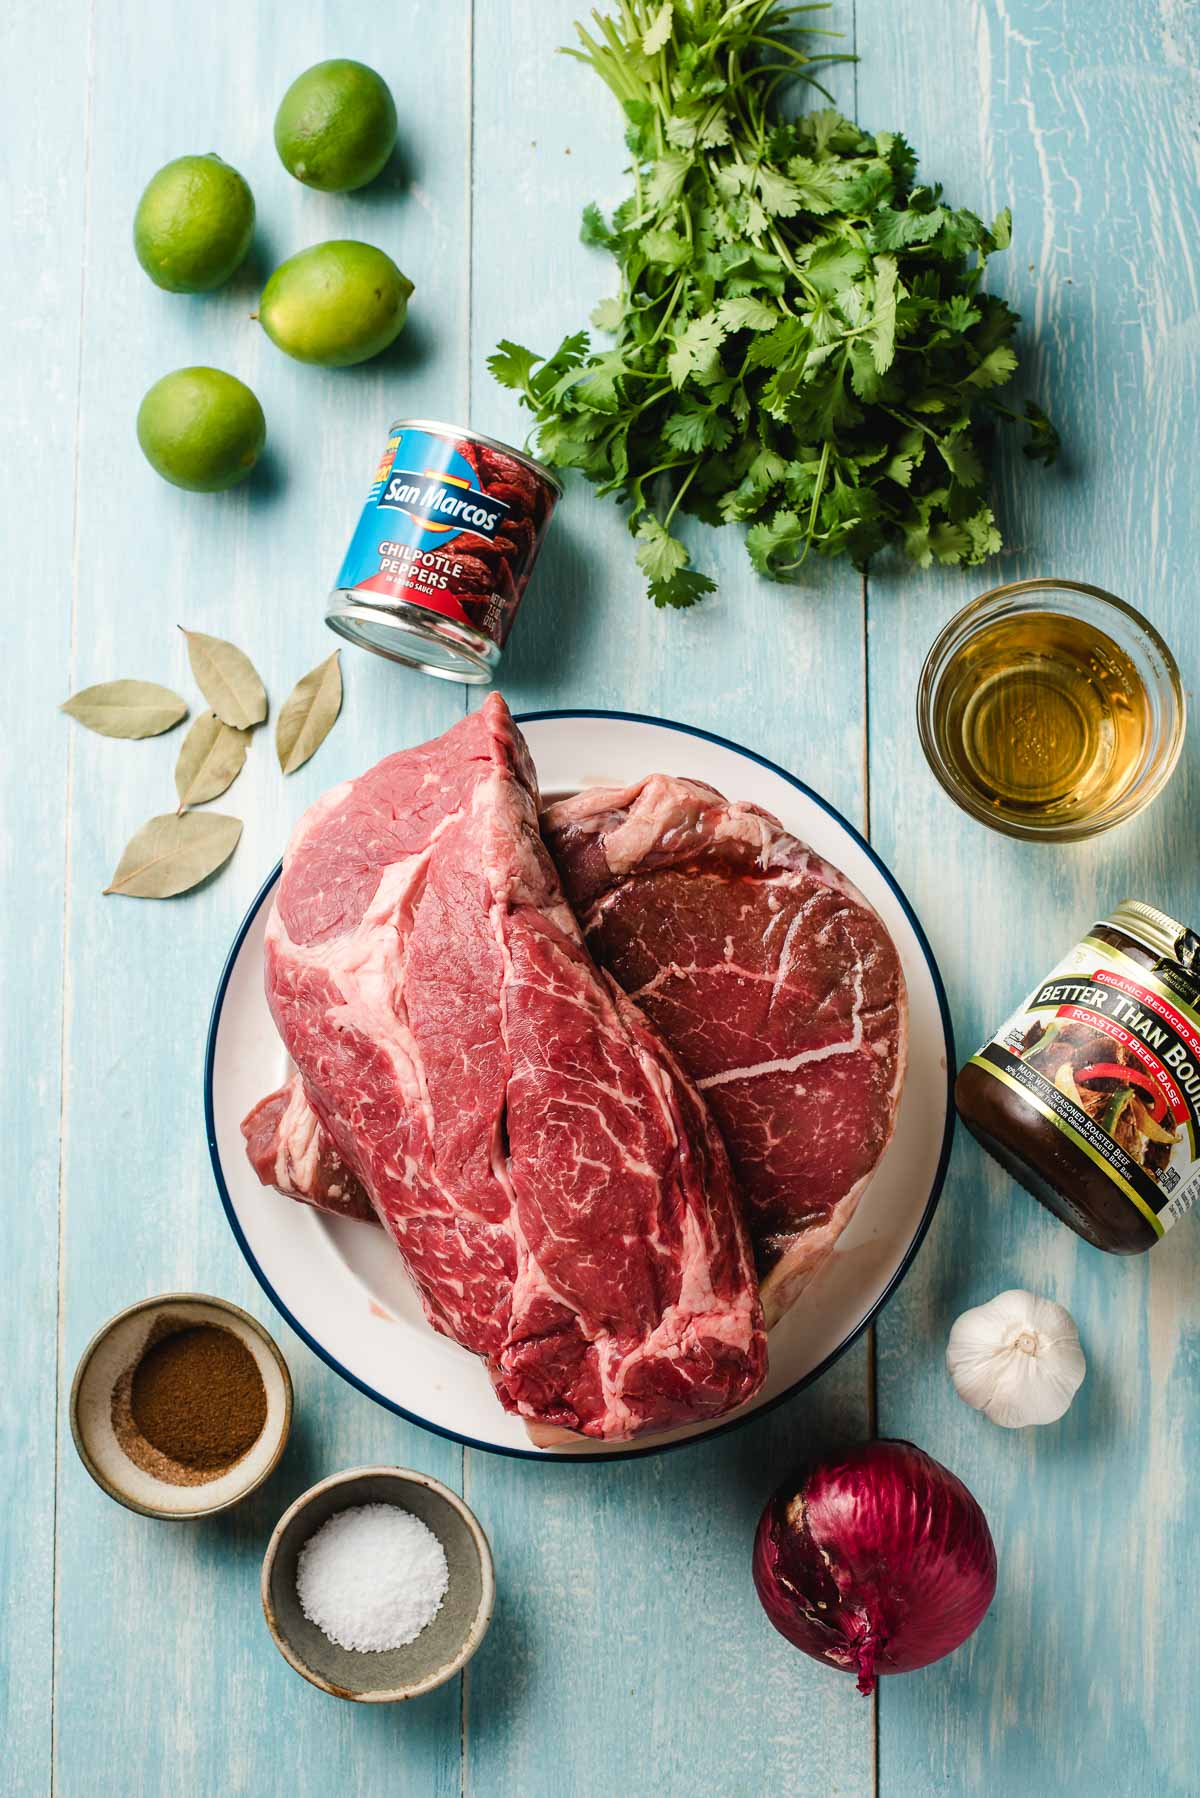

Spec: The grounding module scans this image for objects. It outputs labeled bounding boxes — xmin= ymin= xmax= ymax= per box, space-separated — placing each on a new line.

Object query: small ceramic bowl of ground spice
xmin=261 ymin=1466 xmax=494 ymax=1701
xmin=70 ymin=1293 xmax=292 ymax=1518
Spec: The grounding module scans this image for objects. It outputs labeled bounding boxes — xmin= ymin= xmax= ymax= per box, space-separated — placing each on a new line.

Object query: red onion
xmin=752 ymin=1439 xmax=997 ymax=1695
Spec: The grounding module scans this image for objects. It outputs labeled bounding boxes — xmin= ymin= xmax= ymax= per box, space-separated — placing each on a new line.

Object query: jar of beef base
xmin=328 ymin=419 xmax=562 ymax=684
xmin=957 ymin=901 xmax=1200 ymax=1253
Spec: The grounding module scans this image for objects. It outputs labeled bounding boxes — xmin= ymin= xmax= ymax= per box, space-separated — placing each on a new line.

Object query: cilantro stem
xmin=640 ymin=456 xmax=695 ymax=482
xmin=882 ymin=406 xmax=936 ymax=439
xmin=803 ymin=439 xmax=830 ymax=552
xmin=628 ymin=385 xmax=673 ymax=416
xmin=767 ymin=227 xmax=819 ymax=302
xmin=980 ymin=398 xmax=1023 ymax=426
xmin=748 ymin=32 xmax=815 ymax=59
xmin=726 ymin=51 xmax=761 ymax=148
xmin=663 ymin=461 xmax=700 ymax=528
xmin=644 ymin=279 xmax=686 ymax=347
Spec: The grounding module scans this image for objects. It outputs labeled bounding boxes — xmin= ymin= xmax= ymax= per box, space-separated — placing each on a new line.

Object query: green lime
xmin=258 ymin=241 xmax=413 ymax=367
xmin=137 ymin=368 xmax=266 ymax=492
xmin=133 ymin=154 xmax=255 ymax=293
xmin=274 ymin=59 xmax=397 ymax=192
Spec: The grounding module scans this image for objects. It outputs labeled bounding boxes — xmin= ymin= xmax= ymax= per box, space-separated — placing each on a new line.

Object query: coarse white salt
xmin=296 ymin=1503 xmax=450 ymax=1653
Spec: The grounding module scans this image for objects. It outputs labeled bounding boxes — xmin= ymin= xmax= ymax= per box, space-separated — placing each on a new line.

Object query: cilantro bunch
xmin=489 ymin=0 xmax=1058 ymax=608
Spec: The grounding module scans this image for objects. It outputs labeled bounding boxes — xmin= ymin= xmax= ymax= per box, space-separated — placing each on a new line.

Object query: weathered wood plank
xmin=860 ymin=1 xmax=1200 ymax=1792
xmin=464 ymin=6 xmax=876 ymax=1792
xmin=0 ymin=2 xmax=89 ymax=1792
xmin=15 ymin=0 xmax=1197 ymax=1789
xmin=50 ymin=5 xmax=470 ymax=1793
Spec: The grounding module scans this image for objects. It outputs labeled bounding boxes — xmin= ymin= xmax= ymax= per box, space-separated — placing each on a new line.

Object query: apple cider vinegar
xmin=929 ymin=609 xmax=1151 ymax=827
xmin=917 ymin=581 xmax=1183 ymax=842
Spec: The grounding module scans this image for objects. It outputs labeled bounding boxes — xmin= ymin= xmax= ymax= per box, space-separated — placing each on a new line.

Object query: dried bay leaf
xmin=61 ymin=680 xmax=188 ymax=739
xmin=104 ymin=811 xmax=242 ymax=899
xmin=174 ymin=711 xmax=250 ymax=810
xmin=275 ymin=651 xmax=342 ymax=774
xmin=180 ymin=628 xmax=267 ymax=729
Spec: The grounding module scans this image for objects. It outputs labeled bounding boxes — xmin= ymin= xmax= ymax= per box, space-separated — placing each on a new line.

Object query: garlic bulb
xmin=946 ymin=1290 xmax=1085 ymax=1428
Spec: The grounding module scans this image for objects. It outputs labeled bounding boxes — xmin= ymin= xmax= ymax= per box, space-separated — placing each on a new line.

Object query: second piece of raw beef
xmin=543 ymin=775 xmax=907 ymax=1326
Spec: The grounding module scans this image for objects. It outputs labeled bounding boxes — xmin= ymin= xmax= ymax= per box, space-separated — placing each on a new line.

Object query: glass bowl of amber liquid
xmin=917 ymin=578 xmax=1185 ymax=842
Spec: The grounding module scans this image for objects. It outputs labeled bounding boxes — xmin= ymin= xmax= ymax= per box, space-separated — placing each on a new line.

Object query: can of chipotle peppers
xmin=326 ymin=419 xmax=562 ymax=684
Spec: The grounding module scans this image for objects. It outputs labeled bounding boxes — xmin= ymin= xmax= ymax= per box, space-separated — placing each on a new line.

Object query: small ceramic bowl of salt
xmin=261 ymin=1466 xmax=495 ymax=1701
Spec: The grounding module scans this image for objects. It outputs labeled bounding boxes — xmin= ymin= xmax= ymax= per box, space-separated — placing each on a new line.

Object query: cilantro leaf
xmin=666 ymin=108 xmax=731 ymax=150
xmin=716 ymin=295 xmax=779 ymax=332
xmin=867 ymin=254 xmax=898 ymax=373
xmin=569 ymin=350 xmax=632 ymax=412
xmin=743 ymin=195 xmax=769 ymax=238
xmin=746 ymin=316 xmax=808 ymax=369
xmin=802 ymin=239 xmax=868 ymax=297
xmin=646 ymin=151 xmax=691 ymax=212
xmin=755 ymin=166 xmax=804 ymax=217
xmin=642 ymin=228 xmax=692 ymax=268
xmin=746 ymin=509 xmax=805 ymax=576
xmin=662 ymin=399 xmax=733 ymax=452
xmin=487 ymin=339 xmax=540 ymax=394
xmin=649 ymin=565 xmax=718 ymax=608
xmin=962 ymin=504 xmax=1003 ymax=560
xmin=580 ymin=202 xmax=616 ymax=249
xmin=805 ymin=110 xmax=852 ymax=155
xmin=784 ymin=156 xmax=848 ymax=214
xmin=871 ymin=204 xmax=948 ymax=250
xmin=937 ymin=293 xmax=982 ymax=335
xmin=526 ymin=330 xmax=590 ymax=404
xmin=928 ymin=521 xmax=974 ymax=563
xmin=1022 ymin=401 xmax=1061 ymax=465
xmin=590 ymin=296 xmax=624 ymax=332
xmin=848 ymin=338 xmax=890 ymax=403
xmin=937 ymin=430 xmax=985 ymax=486
xmin=633 ymin=515 xmax=687 ymax=583
xmin=965 ymin=344 xmax=1019 ymax=389
xmin=666 ymin=312 xmax=726 ymax=387
xmin=642 ymin=1 xmax=673 ymax=55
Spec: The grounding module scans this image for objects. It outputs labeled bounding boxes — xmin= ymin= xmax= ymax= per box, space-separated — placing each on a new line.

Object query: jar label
xmin=334 ymin=424 xmax=558 ymax=650
xmin=970 ymin=932 xmax=1200 ymax=1236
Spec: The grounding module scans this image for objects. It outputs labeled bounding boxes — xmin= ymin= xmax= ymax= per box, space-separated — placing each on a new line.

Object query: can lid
xmin=1108 ymin=899 xmax=1200 ymax=970
xmin=386 ymin=419 xmax=564 ymax=498
xmin=326 ymin=601 xmax=497 ymax=687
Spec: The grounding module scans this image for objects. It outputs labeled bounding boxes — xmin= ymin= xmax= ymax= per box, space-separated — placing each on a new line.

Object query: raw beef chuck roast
xmin=243 ymin=697 xmax=765 ymax=1440
xmin=543 ymin=775 xmax=907 ymax=1326
xmin=242 ymin=1074 xmax=376 ymax=1223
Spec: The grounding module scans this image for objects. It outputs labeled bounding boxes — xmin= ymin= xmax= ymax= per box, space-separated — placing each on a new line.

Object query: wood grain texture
xmin=1 ymin=2 xmax=89 ymax=1791
xmin=45 ymin=4 xmax=468 ymax=1794
xmin=6 ymin=0 xmax=1198 ymax=1792
xmin=859 ymin=2 xmax=1200 ymax=1793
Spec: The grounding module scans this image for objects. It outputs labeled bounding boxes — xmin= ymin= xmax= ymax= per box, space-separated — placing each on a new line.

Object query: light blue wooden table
xmin=6 ymin=2 xmax=1199 ymax=1792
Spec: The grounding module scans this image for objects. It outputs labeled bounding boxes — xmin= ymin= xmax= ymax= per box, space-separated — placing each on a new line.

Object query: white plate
xmin=206 ymin=710 xmax=954 ymax=1461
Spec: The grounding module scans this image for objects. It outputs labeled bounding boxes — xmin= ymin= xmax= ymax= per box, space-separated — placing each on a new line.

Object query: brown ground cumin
xmin=112 ymin=1318 xmax=267 ymax=1488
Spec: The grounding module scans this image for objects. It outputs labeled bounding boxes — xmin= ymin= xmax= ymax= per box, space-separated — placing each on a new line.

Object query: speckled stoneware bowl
xmin=69 ymin=1293 xmax=293 ymax=1519
xmin=261 ymin=1466 xmax=495 ymax=1702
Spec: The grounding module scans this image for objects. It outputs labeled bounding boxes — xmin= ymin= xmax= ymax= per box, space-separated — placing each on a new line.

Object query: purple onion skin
xmin=752 ymin=1439 xmax=997 ymax=1696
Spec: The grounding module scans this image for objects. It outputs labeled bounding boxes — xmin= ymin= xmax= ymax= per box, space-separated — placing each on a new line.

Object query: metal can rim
xmin=326 ymin=598 xmax=499 ymax=686
xmin=386 ymin=418 xmax=564 ymax=499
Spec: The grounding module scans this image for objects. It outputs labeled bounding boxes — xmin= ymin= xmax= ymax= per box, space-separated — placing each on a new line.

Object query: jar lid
xmin=1108 ymin=899 xmax=1200 ymax=970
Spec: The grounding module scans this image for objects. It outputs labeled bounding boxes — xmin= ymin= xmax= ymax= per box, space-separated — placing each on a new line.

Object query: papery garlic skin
xmin=946 ymin=1290 xmax=1085 ymax=1428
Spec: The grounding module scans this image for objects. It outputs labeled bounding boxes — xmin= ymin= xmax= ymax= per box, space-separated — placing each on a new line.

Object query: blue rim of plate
xmin=205 ymin=707 xmax=956 ymax=1464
